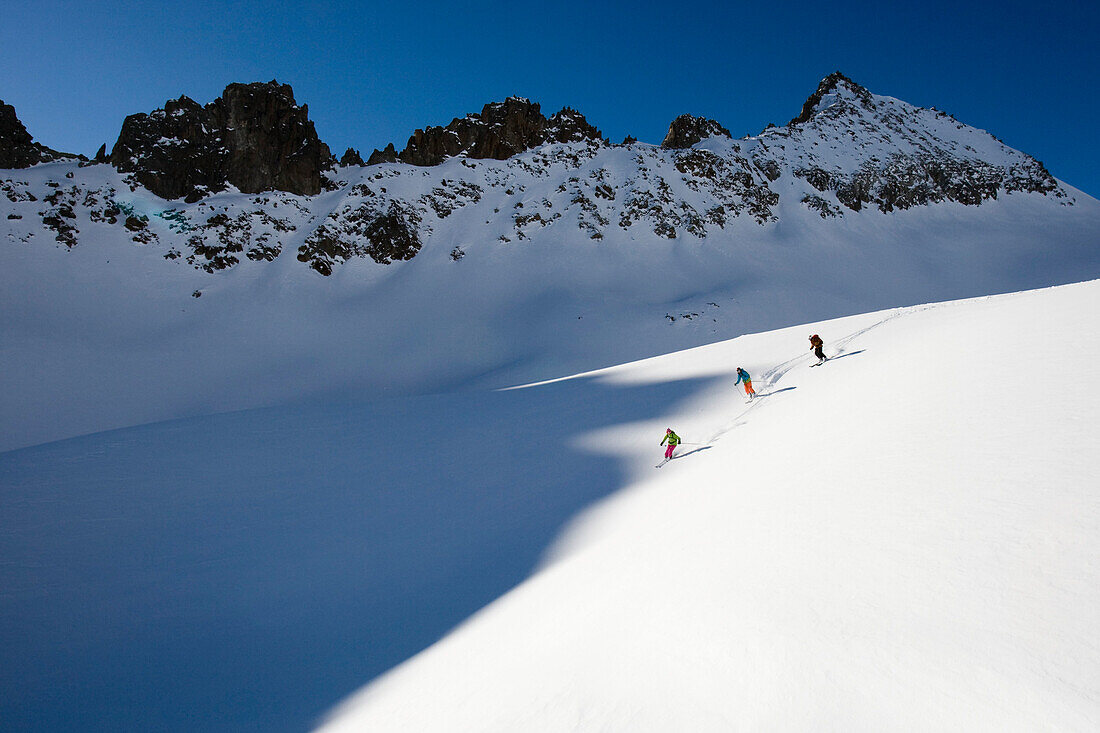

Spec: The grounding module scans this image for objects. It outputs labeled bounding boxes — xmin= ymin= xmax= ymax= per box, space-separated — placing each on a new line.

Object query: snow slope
xmin=3 ymin=280 xmax=1098 ymax=730
xmin=2 ymin=157 xmax=1099 ymax=451
xmin=4 ymin=73 xmax=1100 ymax=451
xmin=319 ymin=280 xmax=1100 ymax=731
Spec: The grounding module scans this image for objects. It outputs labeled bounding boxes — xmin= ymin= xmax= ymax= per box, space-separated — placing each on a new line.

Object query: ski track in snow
xmin=704 ymin=307 xmax=913 ymax=445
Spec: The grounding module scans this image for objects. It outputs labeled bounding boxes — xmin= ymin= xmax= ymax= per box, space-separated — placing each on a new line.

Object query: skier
xmin=660 ymin=428 xmax=681 ymax=460
xmin=734 ymin=367 xmax=755 ymax=399
xmin=809 ymin=334 xmax=827 ymax=364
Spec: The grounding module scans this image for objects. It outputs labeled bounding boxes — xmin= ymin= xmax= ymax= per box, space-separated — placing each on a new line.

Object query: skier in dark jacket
xmin=809 ymin=334 xmax=827 ymax=364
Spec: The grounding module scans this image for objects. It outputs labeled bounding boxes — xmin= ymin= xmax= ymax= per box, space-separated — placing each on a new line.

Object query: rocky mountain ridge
xmin=395 ymin=97 xmax=604 ymax=166
xmin=1 ymin=73 xmax=1074 ymax=276
xmin=109 ymin=81 xmax=332 ymax=201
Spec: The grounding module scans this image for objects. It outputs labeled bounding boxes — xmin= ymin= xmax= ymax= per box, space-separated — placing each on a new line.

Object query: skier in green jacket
xmin=660 ymin=428 xmax=681 ymax=460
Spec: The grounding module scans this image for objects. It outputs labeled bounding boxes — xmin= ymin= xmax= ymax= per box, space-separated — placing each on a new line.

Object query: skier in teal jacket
xmin=734 ymin=367 xmax=755 ymax=399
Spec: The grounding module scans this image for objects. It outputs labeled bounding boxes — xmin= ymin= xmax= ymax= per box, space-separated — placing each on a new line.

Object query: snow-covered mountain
xmin=1 ymin=72 xmax=1099 ymax=452
xmin=4 ymin=71 xmax=1099 ymax=731
xmin=3 ymin=73 xmax=1074 ymax=274
xmin=3 ymin=281 xmax=1098 ymax=731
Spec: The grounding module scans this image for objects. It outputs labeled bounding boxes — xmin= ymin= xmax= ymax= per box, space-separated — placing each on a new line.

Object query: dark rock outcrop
xmin=367 ymin=143 xmax=398 ymax=165
xmin=179 ymin=208 xmax=295 ymax=272
xmin=829 ymin=154 xmax=1057 ymax=213
xmin=398 ymin=97 xmax=603 ymax=166
xmin=660 ymin=115 xmax=732 ymax=149
xmin=340 ymin=148 xmax=365 ymax=167
xmin=1 ymin=100 xmax=81 ymax=168
xmin=297 ymin=200 xmax=422 ymax=275
xmin=111 ymin=95 xmax=221 ymax=201
xmin=109 ymin=81 xmax=332 ymax=200
xmin=545 ymin=107 xmax=603 ymax=144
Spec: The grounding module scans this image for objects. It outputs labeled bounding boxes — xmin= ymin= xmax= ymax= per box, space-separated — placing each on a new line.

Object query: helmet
xmin=666 ymin=428 xmax=672 ymax=433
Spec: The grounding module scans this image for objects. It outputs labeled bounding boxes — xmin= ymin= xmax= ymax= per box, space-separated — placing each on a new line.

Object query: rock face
xmin=660 ymin=115 xmax=732 ymax=149
xmin=109 ymin=81 xmax=332 ymax=201
xmin=1 ymin=100 xmax=80 ymax=168
xmin=367 ymin=143 xmax=398 ymax=165
xmin=398 ymin=97 xmax=603 ymax=166
xmin=110 ymin=95 xmax=229 ymax=201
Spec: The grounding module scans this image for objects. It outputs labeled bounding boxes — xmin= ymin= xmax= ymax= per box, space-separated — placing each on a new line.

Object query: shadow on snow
xmin=673 ymin=445 xmax=713 ymax=459
xmin=0 ymin=373 xmax=722 ymax=732
xmin=755 ymin=386 xmax=798 ymax=398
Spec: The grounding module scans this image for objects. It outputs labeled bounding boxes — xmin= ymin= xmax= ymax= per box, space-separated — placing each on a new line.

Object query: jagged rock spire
xmin=340 ymin=148 xmax=365 ymax=167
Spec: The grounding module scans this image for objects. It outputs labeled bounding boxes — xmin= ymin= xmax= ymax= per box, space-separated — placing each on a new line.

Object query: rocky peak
xmin=545 ymin=107 xmax=603 ymax=144
xmin=215 ymin=82 xmax=333 ymax=194
xmin=1 ymin=100 xmax=81 ymax=169
xmin=774 ymin=72 xmax=1062 ymax=212
xmin=479 ymin=97 xmax=541 ymax=127
xmin=110 ymin=81 xmax=331 ymax=201
xmin=660 ymin=115 xmax=732 ymax=149
xmin=789 ymin=71 xmax=875 ymax=126
xmin=468 ymin=97 xmax=548 ymax=158
xmin=398 ymin=96 xmax=603 ymax=166
xmin=340 ymin=148 xmax=365 ymax=167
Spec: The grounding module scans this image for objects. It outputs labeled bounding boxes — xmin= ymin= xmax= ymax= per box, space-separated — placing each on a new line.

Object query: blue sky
xmin=2 ymin=0 xmax=1098 ymax=195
